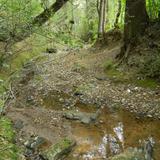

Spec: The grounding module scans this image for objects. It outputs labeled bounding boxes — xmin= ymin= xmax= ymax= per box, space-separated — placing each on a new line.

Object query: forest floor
xmin=3 ymin=40 xmax=160 ymax=159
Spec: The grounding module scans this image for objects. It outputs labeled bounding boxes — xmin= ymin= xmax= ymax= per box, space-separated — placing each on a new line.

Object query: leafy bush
xmin=0 ymin=0 xmax=42 ymax=41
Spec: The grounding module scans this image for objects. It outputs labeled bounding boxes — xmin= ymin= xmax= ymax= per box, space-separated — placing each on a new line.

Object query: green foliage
xmin=146 ymin=0 xmax=160 ymax=20
xmin=0 ymin=117 xmax=20 ymax=160
xmin=107 ymin=0 xmax=125 ymax=29
xmin=135 ymin=79 xmax=158 ymax=89
xmin=0 ymin=98 xmax=4 ymax=113
xmin=0 ymin=0 xmax=42 ymax=41
xmin=103 ymin=60 xmax=115 ymax=70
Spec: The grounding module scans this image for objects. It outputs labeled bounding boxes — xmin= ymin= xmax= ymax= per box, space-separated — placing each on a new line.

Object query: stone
xmin=81 ymin=117 xmax=91 ymax=124
xmin=147 ymin=114 xmax=153 ymax=118
xmin=42 ymin=138 xmax=76 ymax=160
xmin=14 ymin=120 xmax=24 ymax=130
xmin=24 ymin=139 xmax=34 ymax=148
xmin=30 ymin=136 xmax=46 ymax=149
xmin=63 ymin=110 xmax=100 ymax=124
xmin=24 ymin=136 xmax=46 ymax=150
xmin=144 ymin=137 xmax=154 ymax=160
xmin=127 ymin=89 xmax=131 ymax=94
xmin=95 ymin=75 xmax=108 ymax=81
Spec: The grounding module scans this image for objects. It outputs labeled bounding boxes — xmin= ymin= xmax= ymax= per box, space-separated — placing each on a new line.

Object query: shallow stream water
xmin=68 ymin=107 xmax=160 ymax=160
xmin=42 ymin=92 xmax=160 ymax=160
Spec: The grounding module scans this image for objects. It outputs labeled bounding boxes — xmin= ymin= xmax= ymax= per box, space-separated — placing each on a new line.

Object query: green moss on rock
xmin=43 ymin=138 xmax=76 ymax=160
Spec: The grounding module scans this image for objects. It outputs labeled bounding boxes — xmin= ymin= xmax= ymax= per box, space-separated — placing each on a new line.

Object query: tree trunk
xmin=119 ymin=0 xmax=149 ymax=59
xmin=124 ymin=0 xmax=149 ymax=47
xmin=114 ymin=0 xmax=121 ymax=28
xmin=97 ymin=0 xmax=106 ymax=39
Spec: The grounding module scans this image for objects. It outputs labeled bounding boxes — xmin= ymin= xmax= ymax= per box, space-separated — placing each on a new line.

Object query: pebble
xmin=127 ymin=89 xmax=131 ymax=93
xmin=147 ymin=115 xmax=153 ymax=118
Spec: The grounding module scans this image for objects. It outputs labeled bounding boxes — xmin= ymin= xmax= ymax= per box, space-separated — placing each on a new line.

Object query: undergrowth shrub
xmin=139 ymin=53 xmax=160 ymax=80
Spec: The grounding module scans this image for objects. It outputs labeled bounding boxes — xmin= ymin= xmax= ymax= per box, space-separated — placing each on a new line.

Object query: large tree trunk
xmin=119 ymin=0 xmax=149 ymax=59
xmin=0 ymin=0 xmax=69 ymax=43
xmin=97 ymin=0 xmax=106 ymax=39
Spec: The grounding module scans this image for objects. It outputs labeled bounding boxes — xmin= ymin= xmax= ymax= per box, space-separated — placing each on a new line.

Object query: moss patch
xmin=43 ymin=138 xmax=76 ymax=160
xmin=134 ymin=79 xmax=158 ymax=89
xmin=0 ymin=117 xmax=20 ymax=160
xmin=103 ymin=60 xmax=159 ymax=89
xmin=102 ymin=59 xmax=116 ymax=70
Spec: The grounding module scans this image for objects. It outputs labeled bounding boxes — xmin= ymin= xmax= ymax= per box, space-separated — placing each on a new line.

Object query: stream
xmin=67 ymin=108 xmax=160 ymax=160
xmin=42 ymin=92 xmax=160 ymax=160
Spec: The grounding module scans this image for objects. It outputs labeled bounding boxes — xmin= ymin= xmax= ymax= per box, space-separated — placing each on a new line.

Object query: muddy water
xmin=42 ymin=92 xmax=160 ymax=159
xmin=68 ymin=108 xmax=160 ymax=160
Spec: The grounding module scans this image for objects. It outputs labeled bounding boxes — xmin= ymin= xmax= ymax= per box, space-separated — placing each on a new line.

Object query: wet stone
xmin=24 ymin=136 xmax=46 ymax=150
xmin=42 ymin=138 xmax=76 ymax=160
xmin=31 ymin=137 xmax=46 ymax=149
xmin=63 ymin=110 xmax=100 ymax=124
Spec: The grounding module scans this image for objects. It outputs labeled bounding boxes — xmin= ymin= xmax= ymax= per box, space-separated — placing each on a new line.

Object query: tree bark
xmin=118 ymin=0 xmax=149 ymax=59
xmin=98 ymin=0 xmax=106 ymax=39
xmin=124 ymin=0 xmax=149 ymax=46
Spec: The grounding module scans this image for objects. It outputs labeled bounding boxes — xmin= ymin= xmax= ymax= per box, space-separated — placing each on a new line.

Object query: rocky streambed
xmin=6 ymin=88 xmax=160 ymax=160
xmin=4 ymin=48 xmax=160 ymax=159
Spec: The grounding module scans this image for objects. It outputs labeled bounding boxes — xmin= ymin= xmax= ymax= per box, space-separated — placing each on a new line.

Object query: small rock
xmin=24 ymin=136 xmax=46 ymax=150
xmin=147 ymin=115 xmax=153 ymax=118
xmin=42 ymin=138 xmax=76 ymax=160
xmin=14 ymin=120 xmax=24 ymax=130
xmin=127 ymin=89 xmax=131 ymax=93
xmin=30 ymin=137 xmax=46 ymax=149
xmin=24 ymin=139 xmax=34 ymax=148
xmin=99 ymin=120 xmax=104 ymax=124
xmin=59 ymin=98 xmax=64 ymax=102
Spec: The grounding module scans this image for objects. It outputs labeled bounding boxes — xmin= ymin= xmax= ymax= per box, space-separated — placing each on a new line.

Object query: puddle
xmin=41 ymin=91 xmax=160 ymax=159
xmin=42 ymin=90 xmax=71 ymax=110
xmin=41 ymin=91 xmax=98 ymax=112
xmin=68 ymin=108 xmax=160 ymax=160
